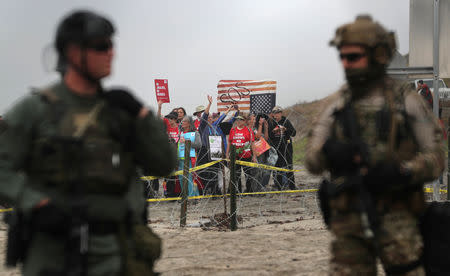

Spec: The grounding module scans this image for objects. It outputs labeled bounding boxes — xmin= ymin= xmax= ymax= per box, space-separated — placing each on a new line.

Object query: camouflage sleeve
xmin=305 ymin=93 xmax=343 ymax=175
xmin=0 ymin=94 xmax=41 ymax=205
xmin=135 ymin=110 xmax=177 ymax=177
xmin=402 ymin=91 xmax=445 ymax=183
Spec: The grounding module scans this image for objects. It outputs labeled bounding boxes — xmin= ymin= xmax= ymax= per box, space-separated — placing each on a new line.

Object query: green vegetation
xmin=292 ymin=137 xmax=308 ymax=165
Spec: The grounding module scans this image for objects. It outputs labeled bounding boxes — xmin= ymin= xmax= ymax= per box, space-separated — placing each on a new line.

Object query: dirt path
xmin=0 ymin=165 xmax=397 ymax=275
xmin=154 ymin=219 xmax=330 ymax=276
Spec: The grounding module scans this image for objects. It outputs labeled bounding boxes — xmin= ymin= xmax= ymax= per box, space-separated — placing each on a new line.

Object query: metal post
xmin=433 ymin=0 xmax=440 ymax=118
xmin=180 ymin=140 xmax=191 ymax=227
xmin=447 ymin=130 xmax=450 ymax=200
xmin=433 ymin=0 xmax=441 ymax=201
xmin=229 ymin=145 xmax=237 ymax=231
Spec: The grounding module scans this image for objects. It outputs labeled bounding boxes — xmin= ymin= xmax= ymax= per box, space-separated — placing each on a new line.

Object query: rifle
xmin=61 ymin=101 xmax=105 ymax=276
xmin=59 ymin=136 xmax=89 ymax=276
xmin=332 ymin=104 xmax=379 ymax=239
xmin=5 ymin=210 xmax=31 ymax=267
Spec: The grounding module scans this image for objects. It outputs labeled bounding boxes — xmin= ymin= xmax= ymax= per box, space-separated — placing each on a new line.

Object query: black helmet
xmin=55 ymin=10 xmax=115 ymax=73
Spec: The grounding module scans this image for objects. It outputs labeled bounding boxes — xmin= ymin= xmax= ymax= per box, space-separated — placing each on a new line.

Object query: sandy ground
xmin=0 ymin=165 xmax=443 ymax=275
xmin=0 ymin=218 xmax=331 ymax=276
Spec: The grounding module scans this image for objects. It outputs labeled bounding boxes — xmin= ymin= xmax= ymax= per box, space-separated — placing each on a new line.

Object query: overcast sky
xmin=0 ymin=0 xmax=410 ymax=115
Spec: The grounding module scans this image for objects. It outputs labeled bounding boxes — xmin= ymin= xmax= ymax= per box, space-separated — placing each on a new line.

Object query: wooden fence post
xmin=229 ymin=145 xmax=237 ymax=231
xmin=180 ymin=140 xmax=191 ymax=227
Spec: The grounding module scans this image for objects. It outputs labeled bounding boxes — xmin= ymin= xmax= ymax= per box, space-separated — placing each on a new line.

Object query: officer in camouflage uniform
xmin=0 ymin=10 xmax=176 ymax=276
xmin=305 ymin=15 xmax=445 ymax=275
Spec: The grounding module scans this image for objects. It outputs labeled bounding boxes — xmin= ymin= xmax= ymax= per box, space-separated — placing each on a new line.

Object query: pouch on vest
xmin=123 ymin=224 xmax=162 ymax=276
xmin=27 ymin=89 xmax=135 ymax=195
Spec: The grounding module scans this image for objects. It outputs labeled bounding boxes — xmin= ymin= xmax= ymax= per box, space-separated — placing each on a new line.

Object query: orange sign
xmin=253 ymin=137 xmax=271 ymax=156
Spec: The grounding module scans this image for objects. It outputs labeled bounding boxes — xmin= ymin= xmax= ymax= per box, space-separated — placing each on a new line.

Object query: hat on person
xmin=418 ymin=80 xmax=424 ymax=84
xmin=272 ymin=106 xmax=283 ymax=113
xmin=165 ymin=111 xmax=178 ymax=120
xmin=193 ymin=105 xmax=205 ymax=115
xmin=235 ymin=115 xmax=245 ymax=120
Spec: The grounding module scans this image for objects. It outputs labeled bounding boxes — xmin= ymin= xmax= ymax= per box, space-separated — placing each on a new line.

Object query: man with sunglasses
xmin=0 ymin=10 xmax=176 ymax=276
xmin=305 ymin=15 xmax=444 ymax=275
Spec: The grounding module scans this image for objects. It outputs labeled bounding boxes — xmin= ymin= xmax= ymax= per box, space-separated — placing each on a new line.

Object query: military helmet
xmin=329 ymin=15 xmax=396 ymax=65
xmin=55 ymin=10 xmax=115 ymax=72
xmin=55 ymin=10 xmax=115 ymax=54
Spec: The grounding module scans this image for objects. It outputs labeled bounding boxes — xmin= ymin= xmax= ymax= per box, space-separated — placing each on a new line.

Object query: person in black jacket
xmin=268 ymin=106 xmax=296 ymax=190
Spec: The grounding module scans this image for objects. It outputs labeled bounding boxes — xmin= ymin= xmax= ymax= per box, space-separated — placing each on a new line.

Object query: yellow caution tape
xmin=0 ymin=208 xmax=13 ymax=213
xmin=0 ymin=187 xmax=444 ymax=212
xmin=147 ymin=188 xmax=319 ymax=202
xmin=141 ymin=160 xmax=223 ymax=180
xmin=424 ymin=187 xmax=448 ymax=194
xmin=234 ymin=160 xmax=301 ymax=172
xmin=141 ymin=159 xmax=302 ymax=180
xmin=146 ymin=187 xmax=449 ymax=202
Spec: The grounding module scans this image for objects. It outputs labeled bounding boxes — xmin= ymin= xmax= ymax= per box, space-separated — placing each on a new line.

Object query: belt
xmin=89 ymin=221 xmax=120 ymax=235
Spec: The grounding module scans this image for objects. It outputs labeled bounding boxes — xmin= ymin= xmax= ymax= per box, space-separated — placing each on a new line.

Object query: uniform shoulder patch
xmin=39 ymin=89 xmax=60 ymax=103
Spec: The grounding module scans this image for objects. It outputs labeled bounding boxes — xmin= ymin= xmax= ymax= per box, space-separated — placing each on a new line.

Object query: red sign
xmin=155 ymin=79 xmax=170 ymax=103
xmin=253 ymin=137 xmax=271 ymax=156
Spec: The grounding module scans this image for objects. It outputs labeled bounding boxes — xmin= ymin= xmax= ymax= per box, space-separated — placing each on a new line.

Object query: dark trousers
xmin=273 ymin=144 xmax=295 ymax=190
xmin=197 ymin=147 xmax=220 ymax=194
xmin=165 ymin=176 xmax=179 ymax=197
xmin=233 ymin=157 xmax=254 ymax=193
xmin=200 ymin=162 xmax=220 ymax=195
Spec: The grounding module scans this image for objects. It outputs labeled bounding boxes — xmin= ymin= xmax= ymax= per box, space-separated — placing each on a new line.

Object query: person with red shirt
xmin=226 ymin=115 xmax=257 ymax=193
xmin=163 ymin=112 xmax=180 ymax=144
xmin=157 ymin=101 xmax=181 ymax=197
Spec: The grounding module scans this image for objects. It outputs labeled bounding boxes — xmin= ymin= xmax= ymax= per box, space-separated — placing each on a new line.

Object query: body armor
xmin=27 ymin=89 xmax=135 ymax=195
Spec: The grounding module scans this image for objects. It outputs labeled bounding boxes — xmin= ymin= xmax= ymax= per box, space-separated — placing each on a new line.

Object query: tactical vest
xmin=26 ymin=89 xmax=135 ymax=195
xmin=332 ymin=79 xmax=418 ymax=167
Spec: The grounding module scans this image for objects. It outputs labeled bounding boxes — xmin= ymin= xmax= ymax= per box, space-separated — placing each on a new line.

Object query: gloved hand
xmin=322 ymin=138 xmax=360 ymax=173
xmin=365 ymin=161 xmax=412 ymax=194
xmin=103 ymin=89 xmax=143 ymax=117
xmin=32 ymin=202 xmax=70 ymax=235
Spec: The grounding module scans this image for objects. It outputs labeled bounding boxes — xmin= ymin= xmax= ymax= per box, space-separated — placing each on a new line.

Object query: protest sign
xmin=155 ymin=79 xmax=170 ymax=103
xmin=217 ymin=80 xmax=276 ymax=113
xmin=253 ymin=137 xmax=271 ymax=156
xmin=208 ymin=136 xmax=223 ymax=160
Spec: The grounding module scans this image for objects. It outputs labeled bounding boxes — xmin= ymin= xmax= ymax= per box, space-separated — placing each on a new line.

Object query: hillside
xmin=283 ymin=94 xmax=338 ymax=164
xmin=284 ymin=93 xmax=338 ymax=139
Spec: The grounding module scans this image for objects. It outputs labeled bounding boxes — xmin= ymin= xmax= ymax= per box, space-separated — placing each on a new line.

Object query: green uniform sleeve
xmin=135 ymin=110 xmax=177 ymax=177
xmin=0 ymin=95 xmax=42 ymax=205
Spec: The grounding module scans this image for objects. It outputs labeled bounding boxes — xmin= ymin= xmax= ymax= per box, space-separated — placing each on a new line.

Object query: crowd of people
xmin=152 ymin=95 xmax=297 ymax=198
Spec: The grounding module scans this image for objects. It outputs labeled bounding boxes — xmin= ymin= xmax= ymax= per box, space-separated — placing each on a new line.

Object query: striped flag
xmin=217 ymin=80 xmax=277 ymax=113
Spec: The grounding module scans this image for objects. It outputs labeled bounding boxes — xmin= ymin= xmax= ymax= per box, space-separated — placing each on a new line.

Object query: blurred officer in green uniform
xmin=305 ymin=15 xmax=445 ymax=275
xmin=0 ymin=10 xmax=176 ymax=276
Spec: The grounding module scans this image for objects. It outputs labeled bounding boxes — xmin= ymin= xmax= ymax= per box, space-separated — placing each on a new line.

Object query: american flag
xmin=217 ymin=80 xmax=276 ymax=113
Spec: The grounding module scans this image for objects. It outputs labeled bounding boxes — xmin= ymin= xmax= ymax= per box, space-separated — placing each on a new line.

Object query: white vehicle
xmin=412 ymin=79 xmax=450 ymax=99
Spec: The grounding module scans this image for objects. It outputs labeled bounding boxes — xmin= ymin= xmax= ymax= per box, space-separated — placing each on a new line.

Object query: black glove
xmin=365 ymin=161 xmax=412 ymax=194
xmin=32 ymin=203 xmax=70 ymax=235
xmin=103 ymin=89 xmax=143 ymax=117
xmin=322 ymin=138 xmax=359 ymax=173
